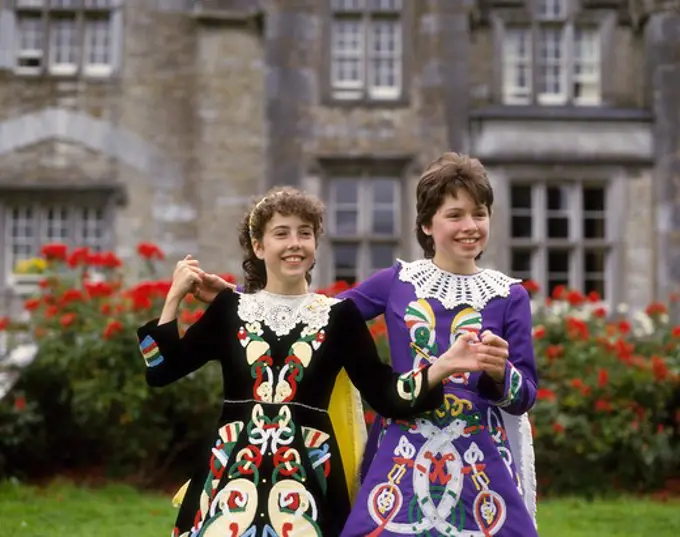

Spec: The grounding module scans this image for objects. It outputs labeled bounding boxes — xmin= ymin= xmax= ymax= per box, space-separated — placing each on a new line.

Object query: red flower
xmin=570 ymin=378 xmax=591 ymax=396
xmin=137 ymin=242 xmax=165 ymax=261
xmin=651 ymin=355 xmax=669 ymax=381
xmin=24 ymin=298 xmax=41 ymax=311
xmin=100 ymin=251 xmax=123 ymax=269
xmin=0 ymin=317 xmax=9 ymax=331
xmin=552 ymin=422 xmax=565 ymax=434
xmin=597 ymin=368 xmax=609 ymax=388
xmin=38 ymin=278 xmax=50 ymax=289
xmin=672 ymin=326 xmax=680 ymax=338
xmin=618 ymin=321 xmax=631 ymax=335
xmin=59 ymin=313 xmax=77 ymax=328
xmin=551 ymin=285 xmax=566 ymax=300
xmin=14 ymin=396 xmax=26 ymax=411
xmin=59 ymin=289 xmax=85 ymax=306
xmin=565 ymin=317 xmax=589 ymax=340
xmin=67 ymin=246 xmax=91 ymax=267
xmin=645 ymin=301 xmax=667 ymax=317
xmin=84 ymin=282 xmax=114 ymax=299
xmin=100 ymin=303 xmax=112 ymax=315
xmin=587 ymin=291 xmax=601 ymax=303
xmin=537 ymin=388 xmax=557 ymax=402
xmin=533 ymin=325 xmax=546 ymax=340
xmin=522 ymin=280 xmax=540 ymax=295
xmin=41 ymin=243 xmax=68 ymax=261
xmin=566 ymin=290 xmax=585 ymax=307
xmin=103 ymin=320 xmax=124 ymax=340
xmin=45 ymin=305 xmax=59 ymax=319
xmin=546 ymin=345 xmax=564 ymax=361
xmin=594 ymin=399 xmax=613 ymax=413
xmin=592 ymin=307 xmax=607 ymax=319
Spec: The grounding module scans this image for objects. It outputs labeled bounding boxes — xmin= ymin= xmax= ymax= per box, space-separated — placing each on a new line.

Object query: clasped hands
xmin=430 ymin=330 xmax=509 ymax=385
xmin=167 ymin=255 xmax=235 ymax=303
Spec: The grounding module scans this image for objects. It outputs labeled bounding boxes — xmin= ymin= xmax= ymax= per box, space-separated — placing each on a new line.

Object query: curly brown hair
xmin=237 ymin=186 xmax=325 ymax=293
xmin=416 ymin=152 xmax=494 ymax=258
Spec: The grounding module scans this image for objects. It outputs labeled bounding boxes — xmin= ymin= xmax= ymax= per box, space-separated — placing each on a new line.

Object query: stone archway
xmin=0 ymin=107 xmax=182 ymax=187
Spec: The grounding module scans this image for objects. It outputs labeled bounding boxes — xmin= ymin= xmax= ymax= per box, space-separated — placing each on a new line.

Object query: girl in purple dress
xmin=337 ymin=152 xmax=539 ymax=537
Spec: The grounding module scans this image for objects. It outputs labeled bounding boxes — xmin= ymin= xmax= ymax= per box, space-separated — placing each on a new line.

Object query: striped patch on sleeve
xmin=139 ymin=335 xmax=164 ymax=367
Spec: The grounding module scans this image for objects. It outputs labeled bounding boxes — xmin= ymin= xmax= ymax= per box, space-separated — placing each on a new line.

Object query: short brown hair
xmin=415 ymin=152 xmax=494 ymax=258
xmin=237 ymin=186 xmax=325 ymax=292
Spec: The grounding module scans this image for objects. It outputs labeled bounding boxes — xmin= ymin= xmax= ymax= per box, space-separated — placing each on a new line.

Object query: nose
xmin=461 ymin=214 xmax=477 ymax=231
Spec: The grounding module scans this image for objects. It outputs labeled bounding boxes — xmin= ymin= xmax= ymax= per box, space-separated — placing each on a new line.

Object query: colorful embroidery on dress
xmin=139 ymin=335 xmax=163 ymax=367
xmin=496 ymin=364 xmax=523 ymax=408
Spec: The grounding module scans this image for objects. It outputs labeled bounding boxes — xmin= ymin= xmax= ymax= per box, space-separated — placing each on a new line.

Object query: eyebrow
xmin=270 ymin=224 xmax=314 ymax=231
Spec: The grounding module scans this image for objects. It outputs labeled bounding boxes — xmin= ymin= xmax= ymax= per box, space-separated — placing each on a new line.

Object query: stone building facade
xmin=0 ymin=0 xmax=677 ymax=316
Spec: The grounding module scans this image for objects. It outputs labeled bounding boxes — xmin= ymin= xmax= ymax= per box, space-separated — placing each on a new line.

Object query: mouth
xmin=281 ymin=255 xmax=304 ymax=264
xmin=455 ymin=238 xmax=480 ymax=245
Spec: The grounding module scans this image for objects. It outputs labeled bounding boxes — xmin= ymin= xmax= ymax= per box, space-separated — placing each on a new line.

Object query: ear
xmin=252 ymin=239 xmax=265 ymax=260
xmin=421 ymin=223 xmax=433 ymax=237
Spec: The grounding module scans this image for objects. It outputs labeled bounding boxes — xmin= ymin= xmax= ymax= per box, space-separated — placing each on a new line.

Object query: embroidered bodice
xmin=397 ymin=258 xmax=521 ymax=311
xmin=236 ymin=290 xmax=340 ymax=337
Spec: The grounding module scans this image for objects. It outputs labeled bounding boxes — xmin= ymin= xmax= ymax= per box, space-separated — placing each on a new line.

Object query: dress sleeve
xmin=334 ymin=299 xmax=444 ymax=419
xmin=477 ymin=284 xmax=538 ymax=415
xmin=136 ymin=289 xmax=232 ymax=387
xmin=336 ymin=263 xmax=398 ymax=320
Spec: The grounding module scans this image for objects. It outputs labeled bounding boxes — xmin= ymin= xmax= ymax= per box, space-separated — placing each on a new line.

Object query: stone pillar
xmin=642 ymin=0 xmax=680 ymax=305
xmin=264 ymin=0 xmax=319 ymax=188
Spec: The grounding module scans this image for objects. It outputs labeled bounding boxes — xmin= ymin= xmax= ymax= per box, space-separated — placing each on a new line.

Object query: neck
xmin=431 ymin=253 xmax=479 ymax=275
xmin=263 ymin=279 xmax=309 ymax=296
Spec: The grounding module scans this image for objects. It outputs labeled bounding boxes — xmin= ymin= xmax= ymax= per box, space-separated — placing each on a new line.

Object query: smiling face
xmin=421 ymin=190 xmax=490 ymax=274
xmin=252 ymin=212 xmax=316 ymax=294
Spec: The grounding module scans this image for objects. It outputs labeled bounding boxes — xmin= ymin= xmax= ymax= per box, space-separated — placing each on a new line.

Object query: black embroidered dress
xmin=137 ymin=289 xmax=444 ymax=537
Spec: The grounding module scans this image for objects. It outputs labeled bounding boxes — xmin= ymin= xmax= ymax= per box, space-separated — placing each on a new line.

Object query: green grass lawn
xmin=1 ymin=479 xmax=679 ymax=537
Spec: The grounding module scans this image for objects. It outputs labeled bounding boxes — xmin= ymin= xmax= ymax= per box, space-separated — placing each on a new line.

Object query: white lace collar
xmin=397 ymin=259 xmax=520 ymax=311
xmin=237 ymin=291 xmax=340 ymax=337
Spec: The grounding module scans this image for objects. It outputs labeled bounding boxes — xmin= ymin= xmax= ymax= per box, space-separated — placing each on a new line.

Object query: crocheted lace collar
xmin=397 ymin=259 xmax=520 ymax=310
xmin=237 ymin=291 xmax=340 ymax=337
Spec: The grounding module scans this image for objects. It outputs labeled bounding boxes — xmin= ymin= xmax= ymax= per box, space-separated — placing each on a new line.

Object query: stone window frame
xmin=320 ymin=0 xmax=413 ymax=107
xmin=2 ymin=0 xmax=122 ymax=78
xmin=0 ymin=187 xmax=117 ymax=289
xmin=504 ymin=171 xmax=625 ymax=303
xmin=490 ymin=0 xmax=618 ymax=107
xmin=315 ymin=156 xmax=411 ymax=285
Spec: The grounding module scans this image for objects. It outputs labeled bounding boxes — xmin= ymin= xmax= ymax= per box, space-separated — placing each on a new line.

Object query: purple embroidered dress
xmin=339 ymin=259 xmax=539 ymax=537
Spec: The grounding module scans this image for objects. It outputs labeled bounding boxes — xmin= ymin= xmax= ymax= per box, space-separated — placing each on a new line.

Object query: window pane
xmin=584 ymin=249 xmax=606 ymax=273
xmin=334 ymin=210 xmax=359 ymax=235
xmin=547 ymin=249 xmax=570 ymax=293
xmin=9 ymin=206 xmax=36 ymax=271
xmin=370 ymin=0 xmax=402 ymax=10
xmin=584 ymin=217 xmax=605 ymax=239
xmin=50 ymin=17 xmax=79 ymax=65
xmin=85 ymin=17 xmax=112 ymax=66
xmin=547 ymin=185 xmax=570 ymax=211
xmin=511 ymin=185 xmax=532 ymax=209
xmin=511 ymin=216 xmax=532 ymax=238
xmin=333 ymin=243 xmax=358 ymax=285
xmin=537 ymin=27 xmax=565 ymax=97
xmin=547 ymin=217 xmax=569 ymax=238
xmin=44 ymin=205 xmax=70 ymax=241
xmin=369 ymin=20 xmax=400 ymax=90
xmin=372 ymin=209 xmax=395 ymax=235
xmin=511 ymin=249 xmax=533 ymax=280
xmin=332 ymin=20 xmax=364 ymax=87
xmin=583 ymin=186 xmax=605 ymax=211
xmin=79 ymin=207 xmax=106 ymax=251
xmin=503 ymin=27 xmax=532 ymax=103
xmin=372 ymin=178 xmax=396 ymax=204
xmin=332 ymin=179 xmax=359 ymax=204
xmin=370 ymin=244 xmax=394 ymax=273
xmin=332 ymin=0 xmax=366 ymax=10
xmin=538 ymin=0 xmax=567 ymax=18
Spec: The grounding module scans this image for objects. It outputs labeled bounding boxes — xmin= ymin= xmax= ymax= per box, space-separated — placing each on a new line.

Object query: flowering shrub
xmin=0 ymin=243 xmax=231 ymax=484
xmin=1 ymin=249 xmax=679 ymax=495
xmin=527 ymin=283 xmax=680 ymax=495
